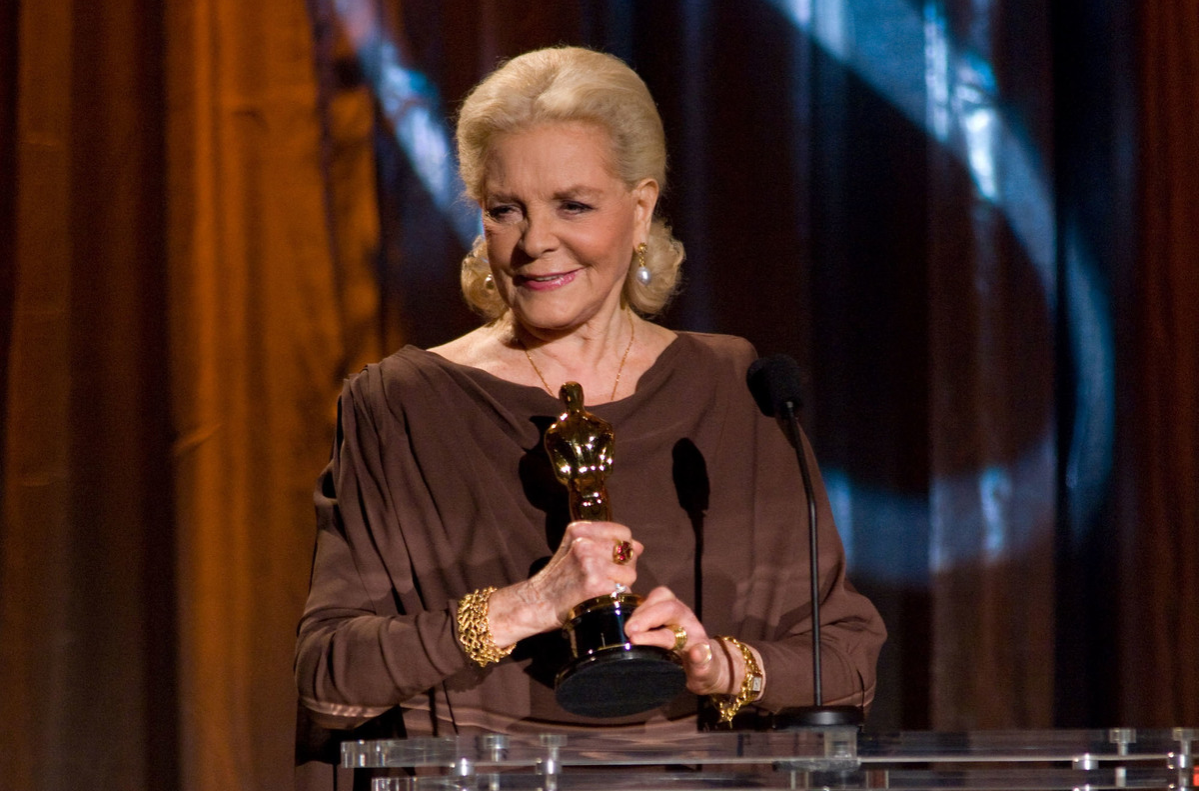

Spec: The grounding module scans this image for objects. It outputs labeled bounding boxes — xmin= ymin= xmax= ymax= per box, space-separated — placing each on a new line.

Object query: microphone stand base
xmin=770 ymin=705 xmax=864 ymax=729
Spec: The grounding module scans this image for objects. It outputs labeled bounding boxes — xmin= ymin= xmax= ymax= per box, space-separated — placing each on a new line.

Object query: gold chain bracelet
xmin=711 ymin=636 xmax=764 ymax=724
xmin=456 ymin=586 xmax=516 ymax=667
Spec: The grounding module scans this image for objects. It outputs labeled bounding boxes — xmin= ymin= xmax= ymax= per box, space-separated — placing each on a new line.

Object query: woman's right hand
xmin=486 ymin=520 xmax=642 ymax=647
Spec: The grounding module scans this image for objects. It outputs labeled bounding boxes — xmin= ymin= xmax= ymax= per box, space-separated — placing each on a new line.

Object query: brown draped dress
xmin=295 ymin=331 xmax=885 ymax=738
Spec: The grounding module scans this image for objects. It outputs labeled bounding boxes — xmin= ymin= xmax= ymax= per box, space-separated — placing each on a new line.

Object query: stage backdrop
xmin=1 ymin=1 xmax=1196 ymax=789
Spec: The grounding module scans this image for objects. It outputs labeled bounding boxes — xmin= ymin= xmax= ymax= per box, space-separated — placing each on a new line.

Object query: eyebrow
xmin=484 ymin=185 xmax=610 ymax=204
xmin=553 ymin=185 xmax=606 ymax=200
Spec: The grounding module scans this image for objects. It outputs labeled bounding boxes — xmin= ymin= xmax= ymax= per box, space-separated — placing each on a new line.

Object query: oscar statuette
xmin=546 ymin=382 xmax=687 ymax=718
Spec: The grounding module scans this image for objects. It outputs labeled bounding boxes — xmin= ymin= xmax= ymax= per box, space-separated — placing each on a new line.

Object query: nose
xmin=518 ymin=207 xmax=558 ymax=259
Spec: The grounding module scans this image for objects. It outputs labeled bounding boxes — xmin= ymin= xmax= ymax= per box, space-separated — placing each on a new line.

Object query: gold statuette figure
xmin=544 ymin=381 xmax=614 ymax=522
xmin=546 ymin=382 xmax=685 ymax=718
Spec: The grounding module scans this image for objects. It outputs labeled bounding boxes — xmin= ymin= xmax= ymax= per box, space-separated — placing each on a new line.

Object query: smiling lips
xmin=513 ymin=270 xmax=580 ymax=291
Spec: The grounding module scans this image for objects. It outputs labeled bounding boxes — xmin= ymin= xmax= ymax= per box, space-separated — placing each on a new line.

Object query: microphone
xmin=746 ymin=354 xmax=805 ymax=420
xmin=747 ymin=355 xmax=862 ymax=728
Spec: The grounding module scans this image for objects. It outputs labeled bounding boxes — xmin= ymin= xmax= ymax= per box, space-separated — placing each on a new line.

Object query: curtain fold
xmin=923 ymin=0 xmax=1058 ymax=730
xmin=164 ymin=0 xmax=378 ymax=787
xmin=1 ymin=0 xmax=176 ymax=787
xmin=1 ymin=0 xmax=380 ymax=788
xmin=2 ymin=6 xmax=78 ymax=788
xmin=1121 ymin=0 xmax=1199 ymax=727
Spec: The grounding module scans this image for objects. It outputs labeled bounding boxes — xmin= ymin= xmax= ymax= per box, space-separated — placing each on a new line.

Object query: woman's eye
xmin=561 ymin=201 xmax=593 ymax=214
xmin=486 ymin=205 xmax=517 ymax=221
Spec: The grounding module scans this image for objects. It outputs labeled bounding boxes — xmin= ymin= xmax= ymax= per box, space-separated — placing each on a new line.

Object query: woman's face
xmin=480 ymin=121 xmax=658 ymax=336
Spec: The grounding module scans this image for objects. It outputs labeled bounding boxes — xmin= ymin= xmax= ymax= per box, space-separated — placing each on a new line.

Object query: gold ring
xmin=613 ymin=540 xmax=633 ymax=565
xmin=669 ymin=623 xmax=687 ymax=653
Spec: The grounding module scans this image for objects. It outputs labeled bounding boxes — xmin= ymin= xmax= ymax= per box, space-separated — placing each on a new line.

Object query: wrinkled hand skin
xmin=624 ymin=585 xmax=756 ymax=698
xmin=487 ymin=520 xmax=642 ymax=647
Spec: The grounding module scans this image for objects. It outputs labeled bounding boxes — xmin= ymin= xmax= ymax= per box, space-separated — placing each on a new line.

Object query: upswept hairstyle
xmin=456 ymin=46 xmax=685 ymax=320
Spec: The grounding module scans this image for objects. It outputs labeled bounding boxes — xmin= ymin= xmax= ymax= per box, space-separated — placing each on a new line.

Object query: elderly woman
xmin=296 ymin=46 xmax=884 ymax=741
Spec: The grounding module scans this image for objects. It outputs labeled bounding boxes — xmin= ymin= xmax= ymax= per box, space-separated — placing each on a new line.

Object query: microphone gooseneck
xmin=747 ymin=355 xmax=862 ymax=729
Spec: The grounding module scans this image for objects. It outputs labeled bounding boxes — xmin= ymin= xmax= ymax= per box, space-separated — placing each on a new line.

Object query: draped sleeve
xmin=295 ymin=362 xmax=474 ymax=721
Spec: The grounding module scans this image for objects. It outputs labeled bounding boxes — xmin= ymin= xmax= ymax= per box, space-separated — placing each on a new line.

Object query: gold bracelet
xmin=711 ymin=636 xmax=764 ymax=724
xmin=456 ymin=586 xmax=516 ymax=667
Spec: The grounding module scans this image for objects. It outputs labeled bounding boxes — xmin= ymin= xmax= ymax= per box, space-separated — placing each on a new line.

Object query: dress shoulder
xmin=672 ymin=331 xmax=759 ymax=373
xmin=344 ymin=345 xmax=480 ymax=403
xmin=336 ymin=346 xmax=466 ymax=434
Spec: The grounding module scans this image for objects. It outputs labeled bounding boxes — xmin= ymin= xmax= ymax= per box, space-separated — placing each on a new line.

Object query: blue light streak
xmin=768 ymin=0 xmax=1053 ymax=287
xmin=331 ymin=0 xmax=479 ymax=248
xmin=762 ymin=0 xmax=1114 ymax=577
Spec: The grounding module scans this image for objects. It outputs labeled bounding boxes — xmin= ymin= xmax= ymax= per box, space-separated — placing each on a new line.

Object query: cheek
xmin=588 ymin=220 xmax=636 ymax=268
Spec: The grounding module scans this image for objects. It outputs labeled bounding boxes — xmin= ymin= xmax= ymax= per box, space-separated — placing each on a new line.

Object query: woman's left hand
xmin=623 ymin=585 xmax=743 ymax=697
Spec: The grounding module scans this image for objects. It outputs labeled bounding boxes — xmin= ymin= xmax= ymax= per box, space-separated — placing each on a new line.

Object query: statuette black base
xmin=554 ymin=592 xmax=687 ymax=718
xmin=556 ymin=644 xmax=686 ymax=718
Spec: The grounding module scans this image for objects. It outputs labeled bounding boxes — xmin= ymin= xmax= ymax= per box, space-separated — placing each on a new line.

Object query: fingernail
xmin=693 ymin=642 xmax=713 ymax=666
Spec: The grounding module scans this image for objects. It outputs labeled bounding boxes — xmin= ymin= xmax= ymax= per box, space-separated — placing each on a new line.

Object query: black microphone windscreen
xmin=746 ymin=354 xmax=804 ymax=417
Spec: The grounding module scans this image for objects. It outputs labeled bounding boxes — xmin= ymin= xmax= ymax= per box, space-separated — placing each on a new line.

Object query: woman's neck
xmin=509 ymin=309 xmax=638 ymax=404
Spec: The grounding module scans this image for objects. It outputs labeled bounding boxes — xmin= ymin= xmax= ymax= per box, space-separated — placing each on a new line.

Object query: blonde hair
xmin=456 ymin=46 xmax=685 ymax=319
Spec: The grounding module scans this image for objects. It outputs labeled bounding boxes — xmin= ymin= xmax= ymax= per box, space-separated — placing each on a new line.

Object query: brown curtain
xmin=2 ymin=2 xmax=176 ymax=788
xmin=1121 ymin=0 xmax=1199 ymax=727
xmin=923 ymin=3 xmax=1057 ymax=729
xmin=164 ymin=0 xmax=383 ymax=787
xmin=1 ymin=0 xmax=379 ymax=788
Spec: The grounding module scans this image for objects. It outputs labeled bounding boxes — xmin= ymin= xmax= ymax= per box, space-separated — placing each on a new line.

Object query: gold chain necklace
xmin=522 ymin=312 xmax=636 ymax=402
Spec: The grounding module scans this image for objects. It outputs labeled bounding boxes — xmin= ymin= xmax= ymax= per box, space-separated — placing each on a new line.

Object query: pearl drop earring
xmin=634 ymin=243 xmax=651 ymax=285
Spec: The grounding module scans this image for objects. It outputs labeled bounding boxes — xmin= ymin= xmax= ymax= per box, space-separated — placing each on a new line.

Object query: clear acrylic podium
xmin=343 ymin=727 xmax=1197 ymax=790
